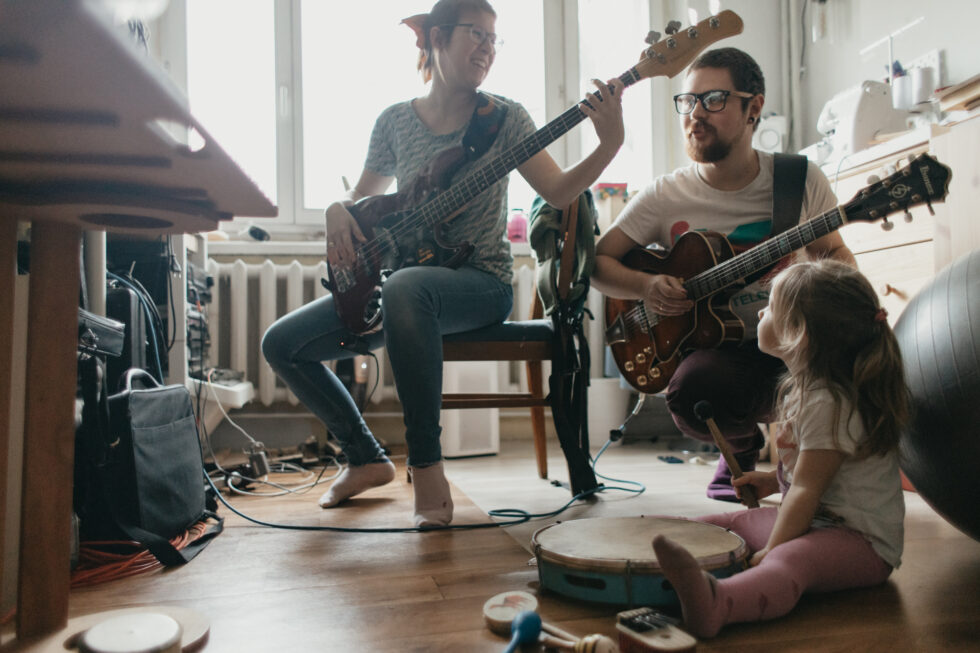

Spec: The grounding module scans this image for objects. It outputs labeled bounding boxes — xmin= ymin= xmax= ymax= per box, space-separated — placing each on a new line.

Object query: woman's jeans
xmin=261 ymin=265 xmax=513 ymax=467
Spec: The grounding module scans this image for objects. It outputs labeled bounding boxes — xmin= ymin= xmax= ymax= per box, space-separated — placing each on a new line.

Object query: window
xmin=299 ymin=0 xmax=545 ymax=223
xmin=577 ymin=0 xmax=653 ymax=196
xmin=178 ymin=0 xmax=652 ymax=232
xmin=186 ymin=0 xmax=277 ymax=205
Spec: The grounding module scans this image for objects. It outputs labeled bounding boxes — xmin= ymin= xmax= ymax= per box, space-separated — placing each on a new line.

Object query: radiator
xmin=206 ymin=258 xmax=333 ymax=406
xmin=206 ymin=258 xmax=602 ymax=410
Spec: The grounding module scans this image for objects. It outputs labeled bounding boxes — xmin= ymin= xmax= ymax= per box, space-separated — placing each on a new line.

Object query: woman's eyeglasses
xmin=673 ymin=89 xmax=754 ymax=114
xmin=444 ymin=23 xmax=502 ymax=48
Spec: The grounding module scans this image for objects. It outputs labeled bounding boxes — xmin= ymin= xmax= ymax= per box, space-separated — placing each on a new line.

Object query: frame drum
xmin=531 ymin=516 xmax=747 ymax=606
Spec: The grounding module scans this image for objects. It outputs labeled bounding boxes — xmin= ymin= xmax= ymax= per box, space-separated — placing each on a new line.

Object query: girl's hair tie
xmin=874 ymin=307 xmax=888 ymax=323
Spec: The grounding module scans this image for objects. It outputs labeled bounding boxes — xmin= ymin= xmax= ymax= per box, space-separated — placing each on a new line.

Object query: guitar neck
xmin=683 ymin=206 xmax=848 ymax=299
xmin=414 ymin=67 xmax=644 ymax=227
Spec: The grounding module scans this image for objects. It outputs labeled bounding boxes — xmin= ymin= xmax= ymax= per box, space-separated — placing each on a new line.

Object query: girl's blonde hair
xmin=769 ymin=260 xmax=909 ymax=457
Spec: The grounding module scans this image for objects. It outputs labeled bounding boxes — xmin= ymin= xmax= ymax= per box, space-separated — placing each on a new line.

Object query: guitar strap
xmin=771 ymin=153 xmax=808 ymax=236
xmin=461 ymin=92 xmax=508 ymax=162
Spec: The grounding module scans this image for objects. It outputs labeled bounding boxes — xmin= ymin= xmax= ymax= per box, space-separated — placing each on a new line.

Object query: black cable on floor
xmin=203 ymin=436 xmax=645 ymax=533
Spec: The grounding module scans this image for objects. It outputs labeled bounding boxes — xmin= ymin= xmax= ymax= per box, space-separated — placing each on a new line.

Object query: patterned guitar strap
xmin=461 ymin=92 xmax=508 ymax=162
xmin=415 ymin=92 xmax=508 ymax=266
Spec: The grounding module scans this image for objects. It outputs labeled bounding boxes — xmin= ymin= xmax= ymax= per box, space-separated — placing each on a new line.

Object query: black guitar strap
xmin=771 ymin=153 xmax=808 ymax=236
xmin=461 ymin=92 xmax=508 ymax=162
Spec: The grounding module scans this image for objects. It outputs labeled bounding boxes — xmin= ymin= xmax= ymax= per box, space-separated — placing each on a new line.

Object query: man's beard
xmin=685 ymin=121 xmax=732 ymax=163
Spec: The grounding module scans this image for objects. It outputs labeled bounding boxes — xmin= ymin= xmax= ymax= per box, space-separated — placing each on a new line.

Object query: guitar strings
xmin=684 ymin=209 xmax=841 ymax=297
xmin=338 ymin=68 xmax=642 ymax=277
xmin=616 ymin=208 xmax=844 ymax=334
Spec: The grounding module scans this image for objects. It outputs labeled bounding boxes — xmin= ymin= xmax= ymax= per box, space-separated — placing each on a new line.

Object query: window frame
xmin=156 ymin=0 xmax=669 ymax=236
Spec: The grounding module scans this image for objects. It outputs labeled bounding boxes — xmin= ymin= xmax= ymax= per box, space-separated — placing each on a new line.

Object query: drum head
xmin=531 ymin=516 xmax=746 ymax=573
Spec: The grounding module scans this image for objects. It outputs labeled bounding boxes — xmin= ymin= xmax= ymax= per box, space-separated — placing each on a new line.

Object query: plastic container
xmin=507 ymin=208 xmax=527 ymax=243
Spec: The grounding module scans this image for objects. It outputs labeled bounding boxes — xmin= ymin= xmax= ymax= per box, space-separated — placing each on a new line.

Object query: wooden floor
xmin=6 ymin=438 xmax=980 ymax=652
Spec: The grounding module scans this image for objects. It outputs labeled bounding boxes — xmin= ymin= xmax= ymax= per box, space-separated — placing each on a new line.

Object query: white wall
xmin=797 ymin=0 xmax=980 ymax=146
xmin=657 ymin=0 xmax=786 ymax=172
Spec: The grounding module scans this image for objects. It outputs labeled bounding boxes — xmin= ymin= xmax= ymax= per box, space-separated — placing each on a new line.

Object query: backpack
xmin=528 ymin=189 xmax=599 ymax=317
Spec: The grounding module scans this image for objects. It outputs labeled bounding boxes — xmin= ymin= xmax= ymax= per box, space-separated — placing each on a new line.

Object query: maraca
xmin=502 ymin=610 xmax=541 ymax=653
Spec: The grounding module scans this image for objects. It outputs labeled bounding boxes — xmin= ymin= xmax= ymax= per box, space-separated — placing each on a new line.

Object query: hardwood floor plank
xmin=6 ymin=440 xmax=971 ymax=652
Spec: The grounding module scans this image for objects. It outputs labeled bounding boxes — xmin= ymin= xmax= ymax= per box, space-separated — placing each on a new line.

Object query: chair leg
xmin=527 ymin=360 xmax=547 ymax=479
xmin=530 ymin=405 xmax=547 ymax=479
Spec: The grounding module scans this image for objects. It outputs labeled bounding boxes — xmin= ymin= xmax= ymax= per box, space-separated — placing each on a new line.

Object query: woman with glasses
xmin=592 ymin=47 xmax=856 ymax=503
xmin=262 ymin=0 xmax=624 ymax=528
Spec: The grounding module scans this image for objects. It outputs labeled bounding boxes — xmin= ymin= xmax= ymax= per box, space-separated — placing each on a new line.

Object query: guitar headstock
xmin=843 ymin=153 xmax=952 ymax=226
xmin=633 ymin=10 xmax=744 ymax=81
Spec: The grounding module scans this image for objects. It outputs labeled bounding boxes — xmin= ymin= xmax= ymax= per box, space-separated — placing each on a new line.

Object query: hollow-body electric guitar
xmin=326 ymin=11 xmax=745 ymax=335
xmin=605 ymin=153 xmax=952 ymax=393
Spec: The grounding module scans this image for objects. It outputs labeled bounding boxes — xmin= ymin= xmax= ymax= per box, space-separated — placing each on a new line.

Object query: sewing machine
xmin=802 ymin=80 xmax=912 ymax=166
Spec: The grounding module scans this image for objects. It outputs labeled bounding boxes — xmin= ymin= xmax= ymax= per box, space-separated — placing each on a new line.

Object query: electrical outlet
xmin=906 ymin=49 xmax=945 ymax=87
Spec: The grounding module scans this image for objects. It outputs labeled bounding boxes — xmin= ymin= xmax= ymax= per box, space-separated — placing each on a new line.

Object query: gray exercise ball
xmin=894 ymin=248 xmax=980 ymax=542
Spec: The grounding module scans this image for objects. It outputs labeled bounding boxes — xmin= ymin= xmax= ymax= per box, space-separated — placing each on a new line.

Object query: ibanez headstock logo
xmin=918 ymin=164 xmax=935 ymax=197
xmin=889 ymin=184 xmax=910 ymax=200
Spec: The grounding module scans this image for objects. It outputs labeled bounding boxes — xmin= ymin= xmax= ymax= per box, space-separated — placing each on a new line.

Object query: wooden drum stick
xmin=693 ymin=401 xmax=759 ymax=508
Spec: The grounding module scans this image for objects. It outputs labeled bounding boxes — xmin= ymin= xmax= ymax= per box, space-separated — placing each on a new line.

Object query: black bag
xmin=76 ymin=367 xmax=222 ymax=566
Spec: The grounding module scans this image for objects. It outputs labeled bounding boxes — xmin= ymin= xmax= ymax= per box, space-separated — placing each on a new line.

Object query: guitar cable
xmin=201 ymin=434 xmax=645 ymax=534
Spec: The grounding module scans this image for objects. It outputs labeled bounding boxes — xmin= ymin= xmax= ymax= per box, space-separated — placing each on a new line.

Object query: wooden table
xmin=0 ymin=0 xmax=275 ymax=641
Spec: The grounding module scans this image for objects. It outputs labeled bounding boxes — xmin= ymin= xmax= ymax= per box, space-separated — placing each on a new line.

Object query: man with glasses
xmin=592 ymin=48 xmax=855 ymax=503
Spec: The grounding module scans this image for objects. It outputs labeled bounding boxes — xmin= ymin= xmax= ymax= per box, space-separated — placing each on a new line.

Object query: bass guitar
xmin=604 ymin=153 xmax=952 ymax=393
xmin=327 ymin=11 xmax=745 ymax=335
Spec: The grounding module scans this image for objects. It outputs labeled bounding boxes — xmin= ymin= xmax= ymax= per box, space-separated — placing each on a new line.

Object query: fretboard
xmin=683 ymin=206 xmax=847 ymax=299
xmin=413 ymin=67 xmax=644 ymax=228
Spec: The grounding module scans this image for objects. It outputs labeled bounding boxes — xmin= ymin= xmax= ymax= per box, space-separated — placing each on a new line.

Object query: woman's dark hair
xmin=416 ymin=0 xmax=496 ymax=79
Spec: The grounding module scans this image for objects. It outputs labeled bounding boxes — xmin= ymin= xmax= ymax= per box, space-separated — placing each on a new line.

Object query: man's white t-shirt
xmin=612 ymin=151 xmax=839 ymax=340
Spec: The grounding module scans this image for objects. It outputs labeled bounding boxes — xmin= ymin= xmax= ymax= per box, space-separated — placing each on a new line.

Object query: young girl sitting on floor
xmin=653 ymin=259 xmax=911 ymax=638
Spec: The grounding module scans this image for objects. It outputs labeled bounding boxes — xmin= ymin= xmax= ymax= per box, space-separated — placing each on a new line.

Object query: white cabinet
xmin=827 ymin=140 xmax=935 ymax=324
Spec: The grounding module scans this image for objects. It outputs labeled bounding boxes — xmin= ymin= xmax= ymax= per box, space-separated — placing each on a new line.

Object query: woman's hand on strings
xmin=326 ymin=202 xmax=366 ymax=268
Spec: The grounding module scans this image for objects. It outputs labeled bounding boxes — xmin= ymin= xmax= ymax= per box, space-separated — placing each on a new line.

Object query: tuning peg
xmin=925 ymin=200 xmax=936 ymax=216
xmin=880 ymin=219 xmax=894 ymax=231
xmin=665 ymin=20 xmax=682 ymax=35
xmin=645 ymin=29 xmax=661 ymax=44
xmin=904 ymin=211 xmax=914 ymax=223
xmin=866 ymin=174 xmax=881 ymax=185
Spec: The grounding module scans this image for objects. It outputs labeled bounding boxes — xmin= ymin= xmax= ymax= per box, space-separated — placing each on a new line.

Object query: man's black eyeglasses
xmin=673 ymin=89 xmax=754 ymax=114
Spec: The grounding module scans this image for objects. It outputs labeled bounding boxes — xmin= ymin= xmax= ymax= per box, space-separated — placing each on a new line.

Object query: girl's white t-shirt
xmin=774 ymin=389 xmax=905 ymax=568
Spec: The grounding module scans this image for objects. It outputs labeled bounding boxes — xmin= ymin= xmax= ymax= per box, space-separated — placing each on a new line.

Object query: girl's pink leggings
xmin=697 ymin=507 xmax=893 ymax=624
